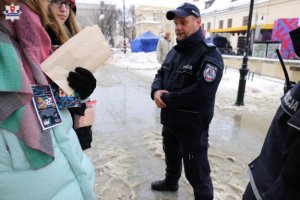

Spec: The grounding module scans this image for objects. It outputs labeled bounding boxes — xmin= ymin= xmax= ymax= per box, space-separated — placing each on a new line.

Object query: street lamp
xmin=123 ymin=0 xmax=126 ymax=54
xmin=235 ymin=0 xmax=254 ymax=106
xmin=98 ymin=2 xmax=104 ymax=32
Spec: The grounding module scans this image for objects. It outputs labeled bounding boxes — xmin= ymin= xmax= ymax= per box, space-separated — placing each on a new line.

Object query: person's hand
xmin=282 ymin=138 xmax=300 ymax=189
xmin=154 ymin=90 xmax=168 ymax=108
xmin=67 ymin=67 xmax=96 ymax=99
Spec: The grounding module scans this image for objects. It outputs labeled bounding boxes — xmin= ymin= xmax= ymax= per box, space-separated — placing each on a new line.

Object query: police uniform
xmin=243 ymin=81 xmax=300 ymax=200
xmin=151 ymin=28 xmax=224 ymax=200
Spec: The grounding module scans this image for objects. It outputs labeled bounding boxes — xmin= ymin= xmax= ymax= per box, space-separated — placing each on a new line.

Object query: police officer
xmin=243 ymin=27 xmax=300 ymax=200
xmin=150 ymin=3 xmax=224 ymax=200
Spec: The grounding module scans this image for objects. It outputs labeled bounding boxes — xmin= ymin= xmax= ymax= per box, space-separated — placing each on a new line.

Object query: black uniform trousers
xmin=162 ymin=125 xmax=213 ymax=200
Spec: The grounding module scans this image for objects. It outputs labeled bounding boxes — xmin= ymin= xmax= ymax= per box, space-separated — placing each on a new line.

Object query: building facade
xmin=135 ymin=5 xmax=175 ymax=38
xmin=197 ymin=0 xmax=300 ymax=53
xmin=195 ymin=0 xmax=300 ymax=81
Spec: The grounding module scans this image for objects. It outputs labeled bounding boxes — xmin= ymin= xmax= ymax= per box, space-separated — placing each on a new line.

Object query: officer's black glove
xmin=67 ymin=67 xmax=96 ymax=99
xmin=282 ymin=137 xmax=300 ymax=190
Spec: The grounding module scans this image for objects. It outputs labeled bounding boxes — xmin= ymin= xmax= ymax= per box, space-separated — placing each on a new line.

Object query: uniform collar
xmin=175 ymin=27 xmax=205 ymax=53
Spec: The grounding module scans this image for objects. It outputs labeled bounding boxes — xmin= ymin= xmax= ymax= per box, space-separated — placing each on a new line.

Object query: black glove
xmin=67 ymin=67 xmax=96 ymax=99
xmin=282 ymin=136 xmax=300 ymax=190
xmin=68 ymin=103 xmax=87 ymax=116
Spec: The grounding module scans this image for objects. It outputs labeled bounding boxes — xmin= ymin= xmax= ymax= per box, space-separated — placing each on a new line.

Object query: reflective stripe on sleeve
xmin=248 ymin=168 xmax=263 ymax=200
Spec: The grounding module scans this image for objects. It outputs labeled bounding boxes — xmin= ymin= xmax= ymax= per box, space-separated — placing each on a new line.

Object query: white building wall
xmin=200 ymin=0 xmax=300 ymax=51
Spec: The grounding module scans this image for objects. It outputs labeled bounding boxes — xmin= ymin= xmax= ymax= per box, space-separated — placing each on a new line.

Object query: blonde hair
xmin=48 ymin=7 xmax=80 ymax=44
xmin=66 ymin=10 xmax=80 ymax=37
xmin=22 ymin=0 xmax=50 ymax=27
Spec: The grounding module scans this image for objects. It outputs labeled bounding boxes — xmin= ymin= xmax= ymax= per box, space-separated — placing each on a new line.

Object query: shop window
xmin=243 ymin=16 xmax=248 ymax=26
xmin=207 ymin=22 xmax=211 ymax=31
xmin=227 ymin=18 xmax=232 ymax=28
xmin=219 ymin=20 xmax=224 ymax=29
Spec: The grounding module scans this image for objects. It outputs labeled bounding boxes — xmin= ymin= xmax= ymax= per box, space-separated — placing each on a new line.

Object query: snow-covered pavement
xmin=88 ymin=51 xmax=286 ymax=199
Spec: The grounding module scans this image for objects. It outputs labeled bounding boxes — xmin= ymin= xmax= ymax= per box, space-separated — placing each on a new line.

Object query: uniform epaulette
xmin=203 ymin=42 xmax=216 ymax=49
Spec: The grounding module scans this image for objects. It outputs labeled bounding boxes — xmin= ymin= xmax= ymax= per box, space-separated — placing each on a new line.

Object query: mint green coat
xmin=0 ymin=109 xmax=96 ymax=200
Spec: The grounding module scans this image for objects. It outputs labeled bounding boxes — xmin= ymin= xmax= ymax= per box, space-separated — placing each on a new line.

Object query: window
xmin=227 ymin=18 xmax=232 ymax=28
xmin=243 ymin=16 xmax=248 ymax=26
xmin=219 ymin=20 xmax=223 ymax=29
xmin=207 ymin=22 xmax=211 ymax=31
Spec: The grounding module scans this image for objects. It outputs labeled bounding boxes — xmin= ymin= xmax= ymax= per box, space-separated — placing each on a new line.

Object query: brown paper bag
xmin=41 ymin=25 xmax=112 ymax=95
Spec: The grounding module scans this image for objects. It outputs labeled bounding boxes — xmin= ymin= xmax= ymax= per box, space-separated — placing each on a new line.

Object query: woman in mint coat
xmin=0 ymin=0 xmax=96 ymax=199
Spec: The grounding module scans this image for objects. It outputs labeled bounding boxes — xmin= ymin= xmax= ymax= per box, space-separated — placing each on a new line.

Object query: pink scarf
xmin=0 ymin=3 xmax=54 ymax=169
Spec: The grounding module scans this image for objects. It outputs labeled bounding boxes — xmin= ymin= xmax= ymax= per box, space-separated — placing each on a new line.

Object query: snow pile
xmin=109 ymin=52 xmax=160 ymax=69
xmin=215 ymin=68 xmax=284 ymax=114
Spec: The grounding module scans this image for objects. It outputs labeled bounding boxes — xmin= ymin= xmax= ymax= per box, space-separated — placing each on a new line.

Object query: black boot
xmin=151 ymin=179 xmax=179 ymax=191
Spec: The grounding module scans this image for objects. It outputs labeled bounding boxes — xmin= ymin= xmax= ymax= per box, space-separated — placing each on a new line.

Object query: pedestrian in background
xmin=150 ymin=3 xmax=223 ymax=200
xmin=0 ymin=0 xmax=96 ymax=199
xmin=156 ymin=31 xmax=173 ymax=64
xmin=46 ymin=0 xmax=97 ymax=150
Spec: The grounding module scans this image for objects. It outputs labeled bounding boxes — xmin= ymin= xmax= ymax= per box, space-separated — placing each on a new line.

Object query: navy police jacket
xmin=248 ymin=81 xmax=300 ymax=200
xmin=151 ymin=28 xmax=224 ymax=129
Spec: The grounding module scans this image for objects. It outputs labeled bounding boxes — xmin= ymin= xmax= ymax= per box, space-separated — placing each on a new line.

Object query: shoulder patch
xmin=281 ymin=83 xmax=300 ymax=116
xmin=203 ymin=63 xmax=218 ymax=82
xmin=206 ymin=43 xmax=216 ymax=48
xmin=203 ymin=41 xmax=216 ymax=49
